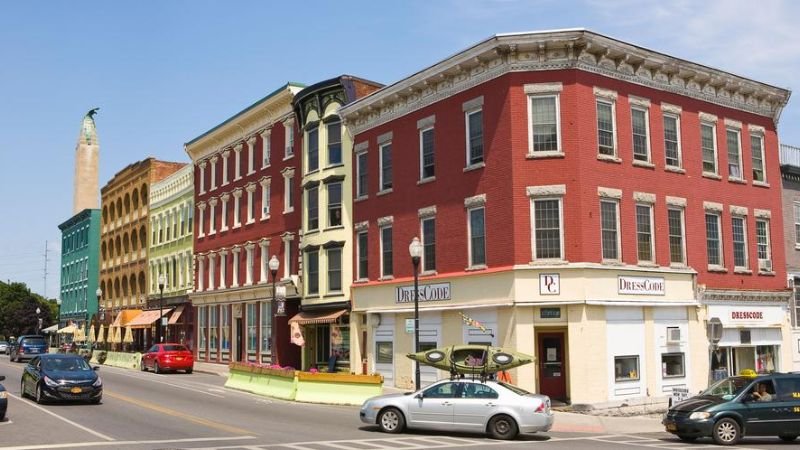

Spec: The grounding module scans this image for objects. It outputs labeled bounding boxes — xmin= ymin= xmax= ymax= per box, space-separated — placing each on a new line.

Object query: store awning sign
xmin=618 ymin=275 xmax=665 ymax=295
xmin=396 ymin=282 xmax=451 ymax=303
xmin=707 ymin=305 xmax=786 ymax=327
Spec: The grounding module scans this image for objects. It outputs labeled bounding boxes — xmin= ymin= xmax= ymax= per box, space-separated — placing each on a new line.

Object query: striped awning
xmin=168 ymin=305 xmax=185 ymax=325
xmin=288 ymin=309 xmax=347 ymax=325
xmin=126 ymin=309 xmax=172 ymax=329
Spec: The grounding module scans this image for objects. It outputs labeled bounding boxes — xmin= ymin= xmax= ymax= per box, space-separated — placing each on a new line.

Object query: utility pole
xmin=43 ymin=240 xmax=50 ymax=298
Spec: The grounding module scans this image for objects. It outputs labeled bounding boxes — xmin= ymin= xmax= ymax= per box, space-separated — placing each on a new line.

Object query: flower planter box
xmin=295 ymin=372 xmax=384 ymax=405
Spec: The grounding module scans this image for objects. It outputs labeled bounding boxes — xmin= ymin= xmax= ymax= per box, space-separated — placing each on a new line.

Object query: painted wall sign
xmin=707 ymin=305 xmax=787 ymax=327
xmin=396 ymin=282 xmax=451 ymax=303
xmin=539 ymin=273 xmax=560 ymax=295
xmin=618 ymin=275 xmax=665 ymax=295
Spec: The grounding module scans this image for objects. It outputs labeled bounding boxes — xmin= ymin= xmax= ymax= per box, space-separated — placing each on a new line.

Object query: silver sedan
xmin=360 ymin=379 xmax=553 ymax=440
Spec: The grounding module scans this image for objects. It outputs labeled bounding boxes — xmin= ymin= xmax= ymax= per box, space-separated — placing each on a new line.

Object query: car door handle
xmin=485 ymin=402 xmax=497 ymax=407
xmin=441 ymin=401 xmax=452 ymax=406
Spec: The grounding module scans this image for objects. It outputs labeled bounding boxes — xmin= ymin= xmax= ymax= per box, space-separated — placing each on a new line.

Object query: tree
xmin=0 ymin=280 xmax=54 ymax=338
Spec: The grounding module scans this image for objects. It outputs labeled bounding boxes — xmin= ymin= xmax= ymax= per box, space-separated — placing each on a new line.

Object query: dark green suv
xmin=663 ymin=373 xmax=800 ymax=445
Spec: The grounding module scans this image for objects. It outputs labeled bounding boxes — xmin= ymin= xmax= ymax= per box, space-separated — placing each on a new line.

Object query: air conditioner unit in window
xmin=759 ymin=259 xmax=772 ymax=272
xmin=666 ymin=327 xmax=681 ymax=344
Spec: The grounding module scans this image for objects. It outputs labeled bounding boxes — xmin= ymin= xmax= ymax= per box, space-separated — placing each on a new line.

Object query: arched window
xmin=140 ymin=184 xmax=148 ymax=205
xmin=124 ymin=193 xmax=131 ymax=215
xmin=123 ymin=232 xmax=130 ymax=254
xmin=132 ymin=188 xmax=139 ymax=210
xmin=102 ymin=206 xmax=108 ymax=224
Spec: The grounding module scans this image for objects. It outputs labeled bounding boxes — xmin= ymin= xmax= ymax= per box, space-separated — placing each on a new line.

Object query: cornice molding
xmin=339 ymin=30 xmax=788 ymax=135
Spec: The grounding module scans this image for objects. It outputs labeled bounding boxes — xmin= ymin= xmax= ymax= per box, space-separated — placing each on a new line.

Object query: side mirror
xmin=414 ymin=393 xmax=424 ymax=399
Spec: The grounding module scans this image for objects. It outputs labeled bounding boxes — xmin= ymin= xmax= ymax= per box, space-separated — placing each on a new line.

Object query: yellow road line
xmin=105 ymin=390 xmax=255 ymax=435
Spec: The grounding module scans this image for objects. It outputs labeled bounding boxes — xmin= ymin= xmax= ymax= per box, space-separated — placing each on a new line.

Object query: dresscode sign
xmin=618 ymin=276 xmax=665 ymax=295
xmin=396 ymin=283 xmax=451 ymax=303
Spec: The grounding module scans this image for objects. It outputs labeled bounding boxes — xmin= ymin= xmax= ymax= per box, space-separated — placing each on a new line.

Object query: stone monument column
xmin=73 ymin=108 xmax=100 ymax=214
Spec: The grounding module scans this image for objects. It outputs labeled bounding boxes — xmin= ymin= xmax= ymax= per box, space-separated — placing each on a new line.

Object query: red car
xmin=140 ymin=344 xmax=194 ymax=374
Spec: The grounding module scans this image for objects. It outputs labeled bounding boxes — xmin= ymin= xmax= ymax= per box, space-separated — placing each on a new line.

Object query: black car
xmin=21 ymin=354 xmax=102 ymax=404
xmin=0 ymin=375 xmax=7 ymax=421
xmin=9 ymin=335 xmax=47 ymax=362
xmin=663 ymin=373 xmax=800 ymax=445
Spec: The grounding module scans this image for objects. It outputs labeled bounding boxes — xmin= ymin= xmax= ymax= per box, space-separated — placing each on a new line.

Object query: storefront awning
xmin=57 ymin=325 xmax=77 ymax=334
xmin=127 ymin=309 xmax=173 ymax=329
xmin=41 ymin=324 xmax=59 ymax=334
xmin=288 ymin=309 xmax=347 ymax=325
xmin=168 ymin=305 xmax=185 ymax=325
xmin=112 ymin=309 xmax=143 ymax=327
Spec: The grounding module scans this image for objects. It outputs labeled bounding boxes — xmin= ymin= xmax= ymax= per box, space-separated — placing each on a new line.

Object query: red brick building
xmin=340 ymin=29 xmax=792 ymax=405
xmin=186 ymin=83 xmax=304 ymax=367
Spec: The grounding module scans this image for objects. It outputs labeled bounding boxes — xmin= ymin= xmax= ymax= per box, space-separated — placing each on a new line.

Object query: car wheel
xmin=35 ymin=384 xmax=45 ymax=404
xmin=779 ymin=435 xmax=798 ymax=442
xmin=712 ymin=418 xmax=741 ymax=445
xmin=185 ymin=368 xmax=193 ymax=374
xmin=677 ymin=435 xmax=697 ymax=442
xmin=140 ymin=360 xmax=147 ymax=372
xmin=378 ymin=407 xmax=405 ymax=434
xmin=20 ymin=380 xmax=26 ymax=398
xmin=488 ymin=414 xmax=519 ymax=440
xmin=90 ymin=396 xmax=102 ymax=405
xmin=154 ymin=362 xmax=160 ymax=374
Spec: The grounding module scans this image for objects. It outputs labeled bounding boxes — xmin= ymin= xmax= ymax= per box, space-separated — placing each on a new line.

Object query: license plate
xmin=176 ymin=357 xmax=183 ymax=360
xmin=666 ymin=423 xmax=677 ymax=431
xmin=70 ymin=387 xmax=82 ymax=394
xmin=30 ymin=349 xmax=39 ymax=353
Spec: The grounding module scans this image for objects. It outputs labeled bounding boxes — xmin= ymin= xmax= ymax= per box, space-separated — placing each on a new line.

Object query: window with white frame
xmin=706 ymin=212 xmax=723 ymax=267
xmin=756 ymin=218 xmax=771 ymax=266
xmin=465 ymin=108 xmax=483 ymax=166
xmin=667 ymin=207 xmax=686 ymax=265
xmin=600 ymin=200 xmax=620 ymax=261
xmin=285 ymin=122 xmax=294 ymax=157
xmin=356 ymin=151 xmax=368 ymax=198
xmin=381 ymin=226 xmax=393 ymax=277
xmin=532 ymin=198 xmax=563 ymax=260
xmin=283 ymin=171 xmax=294 ymax=213
xmin=328 ymin=182 xmax=342 ymax=228
xmin=751 ymin=133 xmax=766 ymax=182
xmin=246 ymin=186 xmax=255 ymax=223
xmin=420 ymin=127 xmax=435 ymax=180
xmin=794 ymin=202 xmax=800 ymax=246
xmin=262 ymin=131 xmax=271 ymax=168
xmin=307 ymin=185 xmax=318 ymax=231
xmin=528 ymin=93 xmax=560 ymax=153
xmin=635 ymin=204 xmax=654 ymax=263
xmin=357 ymin=231 xmax=368 ymax=280
xmin=631 ymin=107 xmax=650 ymax=162
xmin=468 ymin=207 xmax=486 ymax=267
xmin=245 ymin=245 xmax=254 ymax=285
xmin=261 ymin=183 xmax=271 ymax=219
xmin=327 ymin=246 xmax=342 ymax=293
xmin=327 ymin=121 xmax=342 ymax=166
xmin=701 ymin=122 xmax=718 ymax=174
xmin=732 ymin=216 xmax=748 ymax=269
xmin=663 ymin=114 xmax=682 ymax=168
xmin=421 ymin=217 xmax=436 ymax=272
xmin=380 ymin=142 xmax=392 ymax=191
xmin=307 ymin=126 xmax=319 ymax=173
xmin=306 ymin=249 xmax=319 ymax=295
xmin=596 ymin=99 xmax=616 ymax=156
xmin=247 ymin=139 xmax=255 ymax=175
xmin=727 ymin=128 xmax=743 ymax=179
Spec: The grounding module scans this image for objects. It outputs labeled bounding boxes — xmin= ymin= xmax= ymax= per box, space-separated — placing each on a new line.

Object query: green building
xmin=147 ymin=164 xmax=194 ymax=345
xmin=58 ymin=208 xmax=101 ymax=329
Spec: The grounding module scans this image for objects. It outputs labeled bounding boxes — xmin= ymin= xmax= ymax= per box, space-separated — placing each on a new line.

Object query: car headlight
xmin=43 ymin=376 xmax=60 ymax=387
xmin=92 ymin=377 xmax=102 ymax=387
xmin=0 ymin=391 xmax=7 ymax=399
xmin=689 ymin=412 xmax=712 ymax=420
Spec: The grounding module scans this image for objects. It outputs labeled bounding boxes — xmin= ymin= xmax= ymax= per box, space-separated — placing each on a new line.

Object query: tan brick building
xmin=100 ymin=158 xmax=185 ymax=347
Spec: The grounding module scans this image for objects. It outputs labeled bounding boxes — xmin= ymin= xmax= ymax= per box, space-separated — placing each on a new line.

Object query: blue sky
xmin=1 ymin=0 xmax=798 ymax=298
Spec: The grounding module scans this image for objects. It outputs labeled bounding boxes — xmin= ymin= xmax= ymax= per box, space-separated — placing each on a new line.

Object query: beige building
xmin=100 ymin=157 xmax=186 ymax=346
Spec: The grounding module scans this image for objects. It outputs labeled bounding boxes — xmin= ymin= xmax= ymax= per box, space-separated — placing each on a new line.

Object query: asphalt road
xmin=0 ymin=354 xmax=797 ymax=450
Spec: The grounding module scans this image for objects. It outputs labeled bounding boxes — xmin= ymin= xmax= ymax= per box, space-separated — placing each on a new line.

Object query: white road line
xmin=0 ymin=435 xmax=256 ymax=450
xmin=7 ymin=393 xmax=115 ymax=441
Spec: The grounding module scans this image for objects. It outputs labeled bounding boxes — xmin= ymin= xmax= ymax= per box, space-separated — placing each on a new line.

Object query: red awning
xmin=168 ymin=305 xmax=185 ymax=325
xmin=127 ymin=309 xmax=172 ymax=329
xmin=288 ymin=309 xmax=347 ymax=325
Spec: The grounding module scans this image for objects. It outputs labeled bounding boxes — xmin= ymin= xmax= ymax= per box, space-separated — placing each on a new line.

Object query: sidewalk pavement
xmin=199 ymin=367 xmax=664 ymax=435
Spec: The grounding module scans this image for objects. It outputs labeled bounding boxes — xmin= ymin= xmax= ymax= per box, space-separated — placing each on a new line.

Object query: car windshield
xmin=23 ymin=338 xmax=46 ymax=346
xmin=163 ymin=345 xmax=188 ymax=352
xmin=498 ymin=382 xmax=533 ymax=396
xmin=700 ymin=376 xmax=752 ymax=399
xmin=43 ymin=357 xmax=92 ymax=372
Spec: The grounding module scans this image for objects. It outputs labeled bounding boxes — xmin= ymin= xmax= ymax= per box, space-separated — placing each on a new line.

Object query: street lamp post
xmin=268 ymin=255 xmax=280 ymax=366
xmin=408 ymin=237 xmax=423 ymax=390
xmin=96 ymin=288 xmax=103 ymax=350
xmin=158 ymin=274 xmax=166 ymax=344
xmin=35 ymin=307 xmax=42 ymax=335
xmin=56 ymin=299 xmax=62 ymax=348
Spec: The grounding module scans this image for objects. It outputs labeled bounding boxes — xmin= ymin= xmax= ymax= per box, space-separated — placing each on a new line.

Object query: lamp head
xmin=269 ymin=254 xmax=280 ymax=273
xmin=36 ymin=307 xmax=41 ymax=315
xmin=158 ymin=274 xmax=166 ymax=289
xmin=56 ymin=298 xmax=62 ymax=306
xmin=409 ymin=237 xmax=423 ymax=260
xmin=95 ymin=288 xmax=102 ymax=298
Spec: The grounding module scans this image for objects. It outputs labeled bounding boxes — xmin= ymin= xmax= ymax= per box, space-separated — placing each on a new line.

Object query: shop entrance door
xmin=235 ymin=318 xmax=244 ymax=362
xmin=538 ymin=332 xmax=566 ymax=400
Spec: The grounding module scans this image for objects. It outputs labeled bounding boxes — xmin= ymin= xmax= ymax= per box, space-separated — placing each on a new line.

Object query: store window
xmin=209 ymin=305 xmax=218 ymax=352
xmin=247 ymin=303 xmax=257 ymax=355
xmin=198 ymin=306 xmax=207 ymax=355
xmin=661 ymin=353 xmax=685 ymax=378
xmin=221 ymin=306 xmax=231 ymax=352
xmin=756 ymin=345 xmax=777 ymax=373
xmin=315 ymin=323 xmax=350 ymax=370
xmin=376 ymin=341 xmax=393 ymax=364
xmin=614 ymin=355 xmax=640 ymax=381
xmin=260 ymin=301 xmax=272 ymax=354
